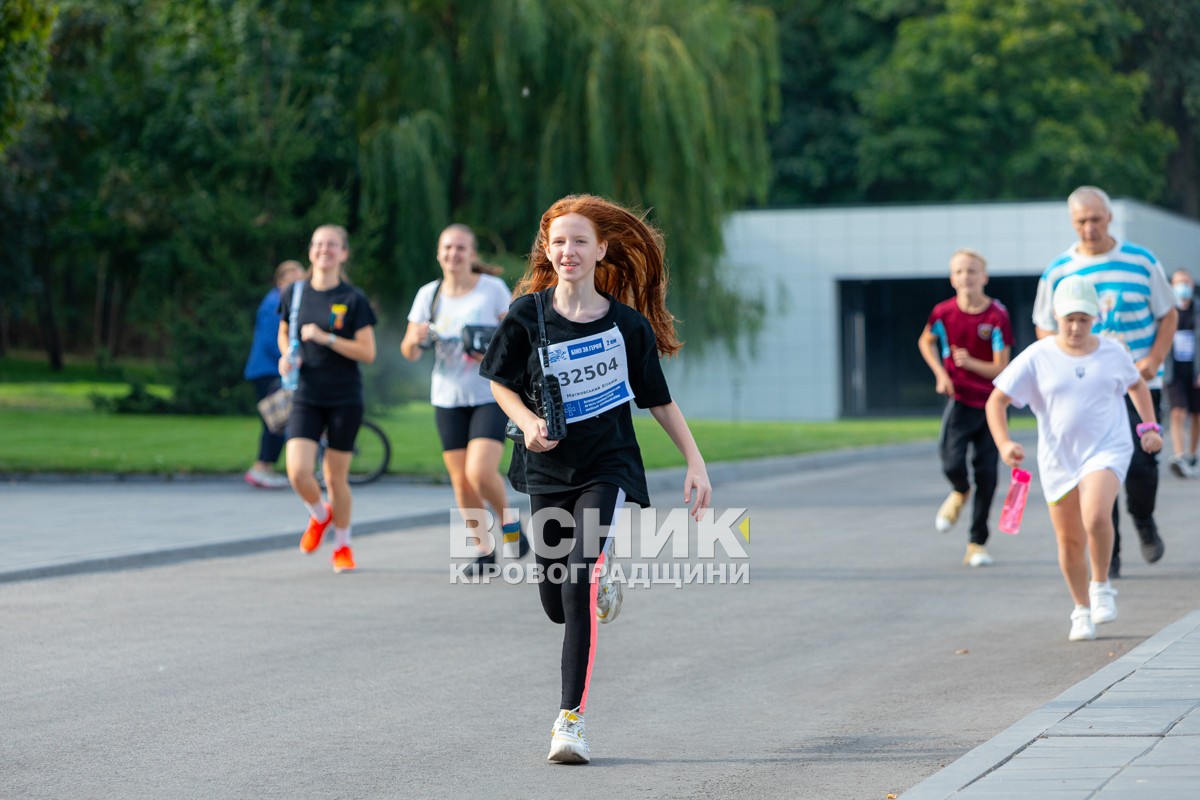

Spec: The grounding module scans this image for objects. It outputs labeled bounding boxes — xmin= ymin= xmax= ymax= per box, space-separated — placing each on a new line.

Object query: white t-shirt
xmin=993 ymin=336 xmax=1140 ymax=503
xmin=408 ymin=275 xmax=512 ymax=407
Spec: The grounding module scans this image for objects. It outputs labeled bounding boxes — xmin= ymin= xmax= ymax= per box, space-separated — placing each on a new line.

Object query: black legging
xmin=530 ymin=484 xmax=624 ymax=712
xmin=1113 ymin=389 xmax=1162 ymax=554
xmin=938 ymin=400 xmax=999 ymax=545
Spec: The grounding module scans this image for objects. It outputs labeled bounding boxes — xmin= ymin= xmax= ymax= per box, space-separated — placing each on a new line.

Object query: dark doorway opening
xmin=839 ymin=276 xmax=1040 ymax=416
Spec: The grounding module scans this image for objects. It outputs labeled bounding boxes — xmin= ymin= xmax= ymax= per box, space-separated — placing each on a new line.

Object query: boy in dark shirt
xmin=917 ymin=249 xmax=1014 ymax=567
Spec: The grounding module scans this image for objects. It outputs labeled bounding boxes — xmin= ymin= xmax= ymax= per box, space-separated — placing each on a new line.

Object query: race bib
xmin=1174 ymin=329 xmax=1196 ymax=362
xmin=542 ymin=326 xmax=633 ymax=423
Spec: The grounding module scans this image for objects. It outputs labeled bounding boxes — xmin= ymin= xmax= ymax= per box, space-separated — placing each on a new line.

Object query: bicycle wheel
xmin=347 ymin=419 xmax=391 ymax=485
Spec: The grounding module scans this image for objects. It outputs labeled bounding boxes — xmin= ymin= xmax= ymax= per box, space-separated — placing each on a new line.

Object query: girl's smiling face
xmin=309 ymin=226 xmax=349 ymax=273
xmin=545 ymin=213 xmax=607 ymax=286
xmin=437 ymin=228 xmax=475 ymax=276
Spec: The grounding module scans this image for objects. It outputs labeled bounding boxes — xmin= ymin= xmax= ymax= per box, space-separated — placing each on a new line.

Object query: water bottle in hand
xmin=998 ymin=467 xmax=1031 ymax=534
xmin=281 ymin=343 xmax=301 ymax=391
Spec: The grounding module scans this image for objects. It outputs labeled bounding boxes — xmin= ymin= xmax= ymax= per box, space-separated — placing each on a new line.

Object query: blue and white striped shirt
xmin=1032 ymin=241 xmax=1175 ymax=388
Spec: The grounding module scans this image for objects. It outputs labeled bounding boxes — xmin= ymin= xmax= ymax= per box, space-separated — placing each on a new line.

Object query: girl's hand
xmin=999 ymin=440 xmax=1024 ymax=468
xmin=1140 ymin=431 xmax=1163 ymax=454
xmin=411 ymin=322 xmax=432 ymax=347
xmin=684 ymin=464 xmax=712 ymax=521
xmin=521 ymin=418 xmax=558 ymax=453
xmin=299 ymin=323 xmax=326 ymax=343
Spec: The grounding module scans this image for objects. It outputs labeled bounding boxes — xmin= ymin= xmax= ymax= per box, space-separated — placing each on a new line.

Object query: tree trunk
xmin=34 ymin=249 xmax=63 ymax=371
xmin=0 ymin=302 xmax=9 ymax=357
xmin=106 ymin=275 xmax=122 ymax=358
xmin=94 ymin=256 xmax=108 ymax=352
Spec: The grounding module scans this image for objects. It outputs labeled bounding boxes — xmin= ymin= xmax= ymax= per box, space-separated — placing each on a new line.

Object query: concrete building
xmin=664 ymin=199 xmax=1200 ymax=421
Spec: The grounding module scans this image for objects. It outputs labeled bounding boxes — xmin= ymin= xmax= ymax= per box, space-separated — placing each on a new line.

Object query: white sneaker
xmin=595 ymin=540 xmax=622 ymax=624
xmin=1089 ymin=582 xmax=1118 ymax=624
xmin=1069 ymin=606 xmax=1096 ymax=641
xmin=244 ymin=469 xmax=290 ymax=489
xmin=1168 ymin=456 xmax=1192 ymax=479
xmin=547 ymin=708 xmax=590 ymax=764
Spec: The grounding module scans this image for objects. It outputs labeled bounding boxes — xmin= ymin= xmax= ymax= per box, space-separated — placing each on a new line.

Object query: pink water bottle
xmin=998 ymin=468 xmax=1031 ymax=534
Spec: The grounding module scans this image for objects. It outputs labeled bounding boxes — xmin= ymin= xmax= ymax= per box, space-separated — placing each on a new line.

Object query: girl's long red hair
xmin=514 ymin=194 xmax=681 ymax=357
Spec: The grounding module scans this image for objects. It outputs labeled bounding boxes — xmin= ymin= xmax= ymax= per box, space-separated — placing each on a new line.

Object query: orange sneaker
xmin=299 ymin=503 xmax=332 ymax=554
xmin=332 ymin=545 xmax=356 ymax=573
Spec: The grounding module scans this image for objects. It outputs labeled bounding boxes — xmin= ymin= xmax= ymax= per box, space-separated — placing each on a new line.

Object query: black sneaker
xmin=1135 ymin=518 xmax=1164 ymax=564
xmin=463 ymin=550 xmax=496 ymax=577
xmin=1108 ymin=551 xmax=1121 ymax=579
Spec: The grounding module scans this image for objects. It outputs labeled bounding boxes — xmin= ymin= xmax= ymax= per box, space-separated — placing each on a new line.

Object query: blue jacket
xmin=243 ymin=287 xmax=283 ymax=380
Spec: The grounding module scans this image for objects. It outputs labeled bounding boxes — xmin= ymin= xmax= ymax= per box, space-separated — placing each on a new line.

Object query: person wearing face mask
xmin=1165 ymin=269 xmax=1200 ymax=478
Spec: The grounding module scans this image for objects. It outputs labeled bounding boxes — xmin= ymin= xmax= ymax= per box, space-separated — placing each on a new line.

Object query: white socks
xmin=304 ymin=501 xmax=330 ymax=522
xmin=300 ymin=501 xmax=347 ymax=547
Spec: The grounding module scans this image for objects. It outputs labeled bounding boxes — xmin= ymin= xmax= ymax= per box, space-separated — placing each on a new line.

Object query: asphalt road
xmin=4 ymin=445 xmax=1199 ymax=799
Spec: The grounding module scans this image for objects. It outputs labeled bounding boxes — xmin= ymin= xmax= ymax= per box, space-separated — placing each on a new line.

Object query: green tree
xmin=763 ymin=0 xmax=940 ymax=206
xmin=0 ymin=0 xmax=56 ymax=357
xmin=356 ymin=0 xmax=780 ymax=353
xmin=2 ymin=0 xmax=781 ymax=403
xmin=1120 ymin=0 xmax=1200 ymax=217
xmin=857 ymin=0 xmax=1173 ymax=202
xmin=0 ymin=0 xmax=55 ymax=154
xmin=2 ymin=1 xmax=354 ymax=396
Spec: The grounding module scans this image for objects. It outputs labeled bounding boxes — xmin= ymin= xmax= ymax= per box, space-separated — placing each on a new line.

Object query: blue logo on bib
xmin=567 ymin=337 xmax=606 ymax=359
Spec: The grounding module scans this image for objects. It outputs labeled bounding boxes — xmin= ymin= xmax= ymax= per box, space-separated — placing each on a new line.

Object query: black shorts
xmin=1168 ymin=363 xmax=1200 ymax=414
xmin=288 ymin=401 xmax=364 ymax=452
xmin=434 ymin=403 xmax=507 ymax=451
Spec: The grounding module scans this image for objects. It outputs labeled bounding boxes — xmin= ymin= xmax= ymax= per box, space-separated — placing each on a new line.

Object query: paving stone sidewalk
xmin=904 ymin=608 xmax=1200 ymax=799
xmin=0 ymin=476 xmax=458 ymax=582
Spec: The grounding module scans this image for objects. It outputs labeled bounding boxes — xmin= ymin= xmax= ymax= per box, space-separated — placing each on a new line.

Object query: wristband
xmin=1136 ymin=422 xmax=1162 ymax=436
xmin=327 ymin=333 xmax=336 ymax=347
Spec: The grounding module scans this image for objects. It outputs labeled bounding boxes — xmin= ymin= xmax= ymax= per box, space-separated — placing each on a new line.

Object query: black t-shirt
xmin=479 ymin=289 xmax=672 ymax=507
xmin=278 ymin=280 xmax=378 ymax=407
xmin=1178 ymin=304 xmax=1195 ymax=338
xmin=1172 ymin=303 xmax=1196 ymax=376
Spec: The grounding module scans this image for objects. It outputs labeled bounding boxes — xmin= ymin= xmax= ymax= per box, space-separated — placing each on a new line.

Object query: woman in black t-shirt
xmin=278 ymin=224 xmax=378 ymax=574
xmin=480 ymin=194 xmax=711 ymax=764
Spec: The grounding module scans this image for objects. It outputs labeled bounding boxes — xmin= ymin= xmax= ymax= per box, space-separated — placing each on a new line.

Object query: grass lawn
xmin=0 ymin=353 xmax=1032 ymax=478
xmin=0 ymin=404 xmax=962 ymax=478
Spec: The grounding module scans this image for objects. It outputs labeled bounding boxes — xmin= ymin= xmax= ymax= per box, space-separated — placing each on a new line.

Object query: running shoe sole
xmin=547 ymin=740 xmax=590 ymax=764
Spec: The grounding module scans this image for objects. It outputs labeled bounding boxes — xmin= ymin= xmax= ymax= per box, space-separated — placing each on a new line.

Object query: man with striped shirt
xmin=1032 ymin=186 xmax=1177 ymax=578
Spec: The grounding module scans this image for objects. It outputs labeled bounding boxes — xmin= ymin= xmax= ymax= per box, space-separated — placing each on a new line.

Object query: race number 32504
xmin=556 ymin=358 xmax=619 ymax=387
